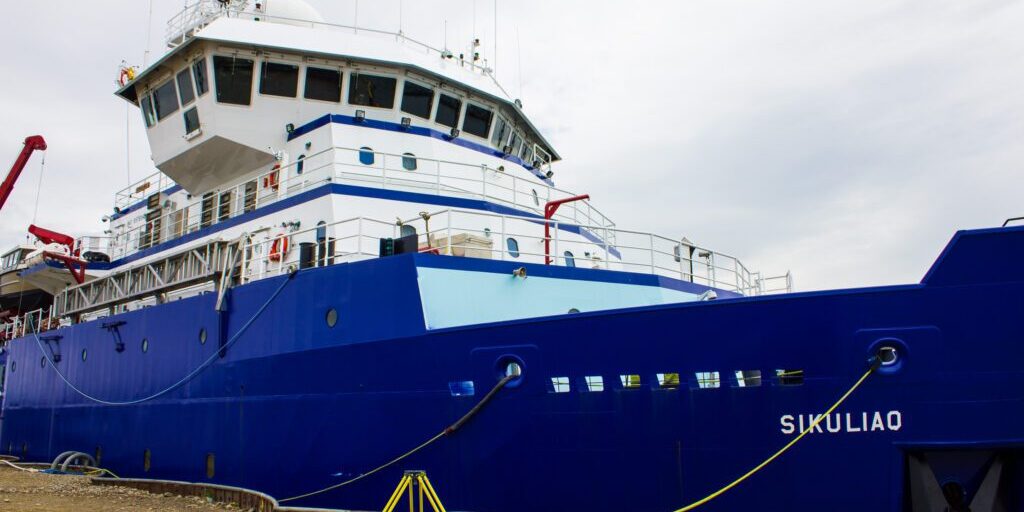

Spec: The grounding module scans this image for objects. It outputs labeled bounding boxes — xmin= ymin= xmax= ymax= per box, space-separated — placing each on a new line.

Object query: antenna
xmin=516 ymin=26 xmax=523 ymax=101
xmin=354 ymin=0 xmax=359 ymax=34
xmin=399 ymin=0 xmax=403 ymax=33
xmin=143 ymin=0 xmax=154 ymax=67
xmin=493 ymin=0 xmax=498 ymax=77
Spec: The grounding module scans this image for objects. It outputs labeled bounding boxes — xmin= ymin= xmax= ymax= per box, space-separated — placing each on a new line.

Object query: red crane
xmin=0 ymin=135 xmax=47 ymax=212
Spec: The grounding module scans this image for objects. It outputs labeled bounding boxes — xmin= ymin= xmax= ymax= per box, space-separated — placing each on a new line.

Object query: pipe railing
xmin=105 ymin=146 xmax=614 ymax=262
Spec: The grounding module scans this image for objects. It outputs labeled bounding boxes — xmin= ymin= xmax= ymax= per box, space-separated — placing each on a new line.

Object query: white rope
xmin=30 ymin=152 xmax=46 ymax=226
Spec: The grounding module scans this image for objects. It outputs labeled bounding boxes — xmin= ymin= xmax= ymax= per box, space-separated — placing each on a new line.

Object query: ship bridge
xmin=116 ymin=0 xmax=558 ymax=197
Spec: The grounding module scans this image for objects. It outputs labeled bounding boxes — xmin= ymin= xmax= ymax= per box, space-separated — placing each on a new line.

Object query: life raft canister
xmin=263 ymin=164 xmax=281 ymax=190
xmin=268 ymin=234 xmax=289 ymax=262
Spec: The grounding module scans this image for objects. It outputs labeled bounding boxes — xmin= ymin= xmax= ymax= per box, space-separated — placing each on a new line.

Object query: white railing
xmin=106 ymin=146 xmax=615 ymax=262
xmin=234 ymin=208 xmax=789 ymax=297
xmin=165 ymin=1 xmax=509 ymax=94
xmin=0 ymin=306 xmax=58 ymax=345
xmin=115 ymin=170 xmax=176 ymax=211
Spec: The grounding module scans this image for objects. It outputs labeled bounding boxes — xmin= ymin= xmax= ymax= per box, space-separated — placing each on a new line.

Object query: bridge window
xmin=400 ymin=81 xmax=434 ymax=119
xmin=520 ymin=141 xmax=534 ymax=164
xmin=176 ymin=69 xmax=195 ymax=106
xmin=349 ymin=73 xmax=396 ymax=108
xmin=153 ymin=79 xmax=179 ymax=121
xmin=506 ymin=237 xmax=520 ymax=258
xmin=140 ymin=95 xmax=156 ymax=128
xmin=462 ymin=104 xmax=493 ymax=139
xmin=564 ymin=251 xmax=575 ymax=268
xmin=508 ymin=131 xmax=523 ymax=157
xmin=183 ymin=107 xmax=200 ymax=135
xmin=435 ymin=94 xmax=462 ymax=128
xmin=213 ymin=56 xmax=254 ymax=106
xmin=402 ymin=153 xmax=417 ymax=171
xmin=304 ymin=67 xmax=342 ymax=102
xmin=492 ymin=116 xmax=510 ymax=148
xmin=260 ymin=62 xmax=299 ymax=98
xmin=359 ymin=147 xmax=374 ymax=166
xmin=192 ymin=58 xmax=209 ymax=96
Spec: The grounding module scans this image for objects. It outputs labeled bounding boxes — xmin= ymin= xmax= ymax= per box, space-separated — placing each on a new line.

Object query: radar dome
xmin=260 ymin=0 xmax=325 ymax=25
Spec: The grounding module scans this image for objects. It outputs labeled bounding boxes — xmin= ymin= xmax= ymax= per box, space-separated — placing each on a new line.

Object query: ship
xmin=1 ymin=1 xmax=1022 ymax=511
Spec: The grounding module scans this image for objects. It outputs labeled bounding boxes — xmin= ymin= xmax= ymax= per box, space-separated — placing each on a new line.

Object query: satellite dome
xmin=259 ymin=0 xmax=325 ymax=25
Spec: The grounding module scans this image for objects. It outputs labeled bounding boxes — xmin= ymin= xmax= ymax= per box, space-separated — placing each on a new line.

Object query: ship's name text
xmin=779 ymin=411 xmax=902 ymax=435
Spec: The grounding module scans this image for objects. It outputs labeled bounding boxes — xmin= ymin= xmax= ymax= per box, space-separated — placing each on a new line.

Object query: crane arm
xmin=0 ymin=135 xmax=47 ymax=212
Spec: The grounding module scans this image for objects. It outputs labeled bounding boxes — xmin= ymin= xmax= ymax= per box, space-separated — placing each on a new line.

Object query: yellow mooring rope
xmin=674 ymin=360 xmax=880 ymax=512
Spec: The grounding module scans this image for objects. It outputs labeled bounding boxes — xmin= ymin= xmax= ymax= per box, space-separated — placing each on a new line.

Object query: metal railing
xmin=105 ymin=146 xmax=615 ymax=262
xmin=233 ymin=208 xmax=789 ymax=296
xmin=165 ymin=1 xmax=508 ymax=94
xmin=115 ymin=171 xmax=176 ymax=211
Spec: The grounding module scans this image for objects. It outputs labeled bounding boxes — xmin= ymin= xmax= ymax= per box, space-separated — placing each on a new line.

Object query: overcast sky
xmin=1 ymin=0 xmax=1021 ymax=291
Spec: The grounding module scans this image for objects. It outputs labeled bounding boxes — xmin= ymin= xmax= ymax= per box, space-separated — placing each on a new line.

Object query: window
xmin=359 ymin=147 xmax=374 ymax=166
xmin=620 ymin=374 xmax=642 ymax=389
xmin=462 ymin=104 xmax=493 ymax=139
xmin=140 ymin=95 xmax=156 ymax=128
xmin=695 ymin=371 xmax=721 ymax=389
xmin=492 ymin=116 xmax=510 ymax=147
xmin=400 ymin=81 xmax=434 ymax=119
xmin=564 ymin=251 xmax=575 ymax=268
xmin=260 ymin=62 xmax=299 ymax=98
xmin=549 ymin=377 xmax=570 ymax=393
xmin=734 ymin=370 xmax=762 ymax=387
xmin=213 ymin=56 xmax=254 ymax=106
xmin=402 ymin=153 xmax=417 ymax=171
xmin=520 ymin=140 xmax=534 ymax=164
xmin=532 ymin=189 xmax=540 ymax=206
xmin=296 ymin=154 xmax=305 ymax=174
xmin=506 ymin=237 xmax=520 ymax=258
xmin=304 ymin=67 xmax=342 ymax=102
xmin=348 ymin=73 xmax=396 ymax=108
xmin=152 ymin=80 xmax=180 ymax=121
xmin=183 ymin=107 xmax=200 ymax=135
xmin=435 ymin=94 xmax=462 ymax=128
xmin=776 ymin=369 xmax=804 ymax=386
xmin=176 ymin=69 xmax=195 ymax=106
xmin=657 ymin=373 xmax=681 ymax=389
xmin=508 ymin=131 xmax=523 ymax=156
xmin=193 ymin=58 xmax=209 ymax=96
xmin=584 ymin=376 xmax=604 ymax=392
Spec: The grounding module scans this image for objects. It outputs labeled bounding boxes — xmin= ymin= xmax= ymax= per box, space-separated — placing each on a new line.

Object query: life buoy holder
xmin=118 ymin=66 xmax=136 ymax=87
xmin=263 ymin=164 xmax=281 ymax=191
xmin=268 ymin=235 xmax=289 ymax=262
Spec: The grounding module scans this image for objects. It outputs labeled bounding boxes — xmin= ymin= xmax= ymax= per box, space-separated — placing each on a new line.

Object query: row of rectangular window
xmin=448 ymin=370 xmax=804 ymax=397
xmin=140 ymin=54 xmax=549 ymax=165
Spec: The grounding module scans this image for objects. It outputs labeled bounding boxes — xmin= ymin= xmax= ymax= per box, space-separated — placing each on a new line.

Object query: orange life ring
xmin=263 ymin=164 xmax=281 ymax=190
xmin=269 ymin=235 xmax=289 ymax=262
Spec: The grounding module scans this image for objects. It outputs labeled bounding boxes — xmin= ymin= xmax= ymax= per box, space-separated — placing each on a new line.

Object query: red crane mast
xmin=0 ymin=135 xmax=47 ymax=212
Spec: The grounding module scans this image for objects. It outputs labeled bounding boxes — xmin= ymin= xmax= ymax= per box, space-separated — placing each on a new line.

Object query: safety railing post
xmin=603 ymin=227 xmax=610 ymax=270
xmin=500 ymin=215 xmax=506 ymax=261
xmin=649 ymin=234 xmax=656 ymax=274
xmin=553 ymin=221 xmax=560 ymax=265
xmin=435 ymin=160 xmax=441 ymax=194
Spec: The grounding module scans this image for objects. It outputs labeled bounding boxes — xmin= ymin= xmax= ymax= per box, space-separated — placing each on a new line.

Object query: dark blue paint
xmin=4 ymin=226 xmax=1024 ymax=511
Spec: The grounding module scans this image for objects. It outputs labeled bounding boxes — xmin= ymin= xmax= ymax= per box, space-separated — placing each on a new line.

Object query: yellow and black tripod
xmin=382 ymin=470 xmax=447 ymax=512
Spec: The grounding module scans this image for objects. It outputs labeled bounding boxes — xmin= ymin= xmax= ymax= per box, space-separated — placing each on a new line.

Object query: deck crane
xmin=0 ymin=135 xmax=47 ymax=212
xmin=0 ymin=135 xmax=88 ymax=284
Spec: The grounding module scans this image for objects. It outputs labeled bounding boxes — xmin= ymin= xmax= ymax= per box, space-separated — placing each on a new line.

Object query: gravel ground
xmin=0 ymin=466 xmax=236 ymax=512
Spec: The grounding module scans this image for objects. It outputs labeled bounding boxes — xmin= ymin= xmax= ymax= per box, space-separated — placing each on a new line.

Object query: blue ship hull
xmin=2 ymin=225 xmax=1024 ymax=511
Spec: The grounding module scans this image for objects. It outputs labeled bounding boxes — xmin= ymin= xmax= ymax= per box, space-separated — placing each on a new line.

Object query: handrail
xmin=1002 ymin=216 xmax=1024 ymax=227
xmin=103 ymin=145 xmax=614 ymax=263
xmin=165 ymin=1 xmax=511 ymax=97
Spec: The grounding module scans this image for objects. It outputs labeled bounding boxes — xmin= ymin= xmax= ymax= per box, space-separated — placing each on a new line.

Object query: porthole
xmin=506 ymin=237 xmax=520 ymax=258
xmin=402 ymin=152 xmax=417 ymax=171
xmin=199 ymin=328 xmax=207 ymax=344
xmin=325 ymin=308 xmax=338 ymax=328
xmin=143 ymin=449 xmax=151 ymax=472
xmin=81 ymin=348 xmax=88 ymax=362
xmin=532 ymin=189 xmax=540 ymax=206
xmin=10 ymin=360 xmax=15 ymax=373
xmin=206 ymin=453 xmax=215 ymax=478
xmin=358 ymin=146 xmax=375 ymax=166
xmin=40 ymin=356 xmax=46 ymax=368
xmin=568 ymin=308 xmax=580 ymax=314
xmin=141 ymin=338 xmax=149 ymax=353
xmin=296 ymin=154 xmax=306 ymax=175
